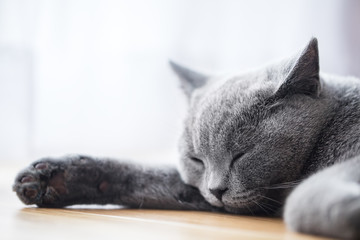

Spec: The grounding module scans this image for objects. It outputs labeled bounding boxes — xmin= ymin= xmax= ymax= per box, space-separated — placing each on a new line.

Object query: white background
xmin=0 ymin=0 xmax=359 ymax=165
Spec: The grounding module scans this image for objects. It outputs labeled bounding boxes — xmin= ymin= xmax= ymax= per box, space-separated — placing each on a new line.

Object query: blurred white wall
xmin=0 ymin=0 xmax=359 ymax=164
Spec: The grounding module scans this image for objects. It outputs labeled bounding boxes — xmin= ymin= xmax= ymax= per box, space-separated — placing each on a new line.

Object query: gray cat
xmin=13 ymin=38 xmax=360 ymax=239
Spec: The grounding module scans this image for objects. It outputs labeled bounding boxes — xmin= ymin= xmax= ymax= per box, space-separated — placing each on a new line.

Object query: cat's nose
xmin=209 ymin=187 xmax=228 ymax=201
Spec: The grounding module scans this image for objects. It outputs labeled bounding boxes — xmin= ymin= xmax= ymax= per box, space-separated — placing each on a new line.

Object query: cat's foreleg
xmin=284 ymin=156 xmax=360 ymax=239
xmin=13 ymin=155 xmax=214 ymax=211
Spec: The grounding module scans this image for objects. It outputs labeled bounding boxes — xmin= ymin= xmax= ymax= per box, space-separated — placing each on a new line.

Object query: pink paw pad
xmin=21 ymin=176 xmax=34 ymax=183
xmin=35 ymin=163 xmax=47 ymax=170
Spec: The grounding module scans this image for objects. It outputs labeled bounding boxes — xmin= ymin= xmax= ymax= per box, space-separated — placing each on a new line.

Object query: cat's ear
xmin=276 ymin=38 xmax=321 ymax=98
xmin=169 ymin=61 xmax=208 ymax=97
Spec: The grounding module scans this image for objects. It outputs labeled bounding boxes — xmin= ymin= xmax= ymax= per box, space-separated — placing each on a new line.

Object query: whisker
xmin=260 ymin=195 xmax=282 ymax=205
xmin=251 ymin=199 xmax=270 ymax=215
xmin=261 ymin=185 xmax=292 ymax=190
xmin=259 ymin=201 xmax=278 ymax=212
xmin=262 ymin=180 xmax=302 ymax=190
xmin=245 ymin=204 xmax=255 ymax=216
xmin=262 ymin=202 xmax=279 ymax=210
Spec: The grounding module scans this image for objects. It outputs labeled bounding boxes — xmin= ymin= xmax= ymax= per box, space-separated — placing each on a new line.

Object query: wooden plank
xmin=0 ymin=165 xmax=331 ymax=240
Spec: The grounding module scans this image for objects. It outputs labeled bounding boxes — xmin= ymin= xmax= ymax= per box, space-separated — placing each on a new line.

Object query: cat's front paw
xmin=13 ymin=159 xmax=68 ymax=207
xmin=284 ymin=174 xmax=360 ymax=240
xmin=285 ymin=195 xmax=360 ymax=240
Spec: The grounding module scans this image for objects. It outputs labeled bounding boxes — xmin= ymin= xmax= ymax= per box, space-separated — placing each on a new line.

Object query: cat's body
xmin=13 ymin=38 xmax=360 ymax=239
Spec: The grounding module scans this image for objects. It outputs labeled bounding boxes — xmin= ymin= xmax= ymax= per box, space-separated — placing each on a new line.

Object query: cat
xmin=13 ymin=38 xmax=360 ymax=239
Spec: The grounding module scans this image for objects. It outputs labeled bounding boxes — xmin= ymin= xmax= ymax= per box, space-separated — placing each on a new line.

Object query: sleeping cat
xmin=13 ymin=38 xmax=360 ymax=239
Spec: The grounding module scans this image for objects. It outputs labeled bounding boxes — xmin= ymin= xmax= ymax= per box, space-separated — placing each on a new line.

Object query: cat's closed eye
xmin=230 ymin=152 xmax=245 ymax=167
xmin=189 ymin=157 xmax=204 ymax=165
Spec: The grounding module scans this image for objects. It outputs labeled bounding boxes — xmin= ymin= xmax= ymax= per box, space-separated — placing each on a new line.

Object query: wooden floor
xmin=0 ymin=164 xmax=330 ymax=240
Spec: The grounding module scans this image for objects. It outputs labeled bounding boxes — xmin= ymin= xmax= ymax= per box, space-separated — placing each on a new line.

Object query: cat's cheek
xmin=179 ymin=165 xmax=202 ymax=188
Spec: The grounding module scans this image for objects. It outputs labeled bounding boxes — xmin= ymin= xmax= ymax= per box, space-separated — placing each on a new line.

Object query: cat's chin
xmin=221 ymin=193 xmax=274 ymax=215
xmin=223 ymin=203 xmax=271 ymax=215
xmin=223 ymin=205 xmax=254 ymax=214
xmin=222 ymin=196 xmax=283 ymax=216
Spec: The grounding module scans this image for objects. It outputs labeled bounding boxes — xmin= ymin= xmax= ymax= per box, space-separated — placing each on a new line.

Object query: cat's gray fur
xmin=13 ymin=38 xmax=360 ymax=239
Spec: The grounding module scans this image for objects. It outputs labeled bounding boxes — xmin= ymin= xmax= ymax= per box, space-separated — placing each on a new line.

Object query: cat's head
xmin=171 ymin=38 xmax=329 ymax=214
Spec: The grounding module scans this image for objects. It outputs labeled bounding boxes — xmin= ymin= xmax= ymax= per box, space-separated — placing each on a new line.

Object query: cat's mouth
xmin=222 ymin=192 xmax=262 ymax=213
xmin=220 ymin=189 xmax=283 ymax=215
